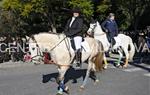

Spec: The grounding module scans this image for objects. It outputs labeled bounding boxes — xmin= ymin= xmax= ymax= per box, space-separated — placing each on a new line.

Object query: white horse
xmin=28 ymin=33 xmax=104 ymax=95
xmin=87 ymin=21 xmax=135 ymax=68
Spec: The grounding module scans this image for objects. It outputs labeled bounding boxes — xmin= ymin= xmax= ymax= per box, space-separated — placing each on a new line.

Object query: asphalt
xmin=0 ymin=61 xmax=149 ymax=95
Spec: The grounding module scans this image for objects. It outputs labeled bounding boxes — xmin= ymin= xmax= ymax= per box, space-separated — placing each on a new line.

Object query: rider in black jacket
xmin=64 ymin=8 xmax=83 ymax=68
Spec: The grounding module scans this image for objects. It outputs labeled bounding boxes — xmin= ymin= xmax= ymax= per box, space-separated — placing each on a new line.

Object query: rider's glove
xmin=105 ymin=29 xmax=108 ymax=33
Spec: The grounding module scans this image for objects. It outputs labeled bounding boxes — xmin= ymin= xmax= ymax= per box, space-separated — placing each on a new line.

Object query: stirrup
xmin=76 ymin=62 xmax=82 ymax=68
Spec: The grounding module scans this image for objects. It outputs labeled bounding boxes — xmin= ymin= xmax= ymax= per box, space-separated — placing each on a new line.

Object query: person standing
xmin=101 ymin=13 xmax=118 ymax=46
xmin=64 ymin=8 xmax=83 ymax=68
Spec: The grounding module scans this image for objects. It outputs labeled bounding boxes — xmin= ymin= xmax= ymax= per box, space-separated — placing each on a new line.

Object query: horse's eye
xmin=32 ymin=48 xmax=35 ymax=50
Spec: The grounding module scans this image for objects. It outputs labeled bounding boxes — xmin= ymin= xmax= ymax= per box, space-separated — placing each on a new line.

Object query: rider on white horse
xmin=101 ymin=13 xmax=118 ymax=47
xmin=64 ymin=8 xmax=84 ymax=68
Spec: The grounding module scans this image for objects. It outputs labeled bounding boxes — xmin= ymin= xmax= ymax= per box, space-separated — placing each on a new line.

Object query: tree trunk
xmin=51 ymin=24 xmax=57 ymax=33
xmin=134 ymin=14 xmax=142 ymax=31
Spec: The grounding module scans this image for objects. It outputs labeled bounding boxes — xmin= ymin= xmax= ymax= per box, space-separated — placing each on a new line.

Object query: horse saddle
xmin=70 ymin=38 xmax=90 ymax=52
xmin=113 ymin=37 xmax=121 ymax=49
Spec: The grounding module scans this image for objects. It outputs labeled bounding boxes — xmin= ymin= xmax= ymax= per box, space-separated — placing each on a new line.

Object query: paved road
xmin=0 ymin=62 xmax=149 ymax=95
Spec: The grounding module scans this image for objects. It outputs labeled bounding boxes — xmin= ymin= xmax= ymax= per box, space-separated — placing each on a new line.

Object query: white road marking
xmin=144 ymin=73 xmax=150 ymax=77
xmin=123 ymin=65 xmax=150 ymax=72
xmin=123 ymin=68 xmax=143 ymax=72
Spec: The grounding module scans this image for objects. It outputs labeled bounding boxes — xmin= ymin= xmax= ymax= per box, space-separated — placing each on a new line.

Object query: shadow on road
xmin=42 ymin=72 xmax=58 ymax=83
xmin=42 ymin=67 xmax=88 ymax=84
xmin=129 ymin=63 xmax=150 ymax=72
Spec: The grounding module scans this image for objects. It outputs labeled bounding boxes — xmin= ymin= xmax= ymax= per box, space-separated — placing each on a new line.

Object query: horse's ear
xmin=95 ymin=19 xmax=98 ymax=22
xmin=96 ymin=20 xmax=100 ymax=25
xmin=26 ymin=36 xmax=32 ymax=42
xmin=90 ymin=17 xmax=96 ymax=24
xmin=26 ymin=36 xmax=30 ymax=40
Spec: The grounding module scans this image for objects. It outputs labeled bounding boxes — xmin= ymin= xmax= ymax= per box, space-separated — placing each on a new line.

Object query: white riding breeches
xmin=73 ymin=36 xmax=82 ymax=50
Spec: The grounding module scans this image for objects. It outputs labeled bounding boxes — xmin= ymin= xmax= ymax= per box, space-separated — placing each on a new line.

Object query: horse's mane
xmin=31 ymin=32 xmax=65 ymax=39
xmin=95 ymin=21 xmax=104 ymax=34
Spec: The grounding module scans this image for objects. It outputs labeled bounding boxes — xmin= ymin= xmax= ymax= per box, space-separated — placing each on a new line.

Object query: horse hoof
xmin=116 ymin=65 xmax=121 ymax=68
xmin=64 ymin=86 xmax=70 ymax=94
xmin=95 ymin=79 xmax=99 ymax=83
xmin=56 ymin=93 xmax=63 ymax=95
xmin=94 ymin=79 xmax=100 ymax=85
xmin=79 ymin=86 xmax=85 ymax=91
xmin=103 ymin=66 xmax=107 ymax=69
xmin=123 ymin=65 xmax=127 ymax=68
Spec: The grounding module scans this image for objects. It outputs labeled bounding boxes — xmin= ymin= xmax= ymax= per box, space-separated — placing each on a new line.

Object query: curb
xmin=0 ymin=61 xmax=34 ymax=68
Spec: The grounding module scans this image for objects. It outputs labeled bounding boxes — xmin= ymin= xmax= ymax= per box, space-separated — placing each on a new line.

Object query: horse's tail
xmin=128 ymin=37 xmax=135 ymax=61
xmin=93 ymin=41 xmax=104 ymax=72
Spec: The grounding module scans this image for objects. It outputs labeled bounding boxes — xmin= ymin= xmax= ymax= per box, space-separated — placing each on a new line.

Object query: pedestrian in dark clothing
xmin=101 ymin=13 xmax=118 ymax=45
xmin=146 ymin=26 xmax=150 ymax=38
xmin=64 ymin=8 xmax=83 ymax=68
xmin=146 ymin=26 xmax=150 ymax=48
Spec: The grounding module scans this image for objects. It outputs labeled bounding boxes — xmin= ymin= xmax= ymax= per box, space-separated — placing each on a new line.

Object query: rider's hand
xmin=115 ymin=33 xmax=118 ymax=36
xmin=105 ymin=29 xmax=108 ymax=33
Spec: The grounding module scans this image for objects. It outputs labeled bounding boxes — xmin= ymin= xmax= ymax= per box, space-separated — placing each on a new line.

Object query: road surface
xmin=0 ymin=61 xmax=149 ymax=95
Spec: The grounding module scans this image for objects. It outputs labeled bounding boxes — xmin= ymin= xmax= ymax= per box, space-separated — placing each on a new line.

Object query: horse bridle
xmin=29 ymin=36 xmax=67 ymax=62
xmin=89 ymin=23 xmax=97 ymax=34
xmin=28 ymin=37 xmax=43 ymax=62
xmin=89 ymin=22 xmax=106 ymax=36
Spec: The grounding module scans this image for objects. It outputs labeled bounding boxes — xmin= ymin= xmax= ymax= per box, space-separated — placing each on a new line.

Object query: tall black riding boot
xmin=106 ymin=39 xmax=113 ymax=57
xmin=76 ymin=49 xmax=82 ymax=68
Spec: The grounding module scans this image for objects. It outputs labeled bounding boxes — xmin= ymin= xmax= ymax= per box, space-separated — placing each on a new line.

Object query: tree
xmin=96 ymin=0 xmax=111 ymax=22
xmin=68 ymin=0 xmax=94 ymax=18
xmin=0 ymin=8 xmax=23 ymax=36
xmin=1 ymin=0 xmax=71 ymax=33
xmin=114 ymin=0 xmax=150 ymax=30
xmin=1 ymin=0 xmax=46 ymax=34
xmin=1 ymin=0 xmax=149 ymax=35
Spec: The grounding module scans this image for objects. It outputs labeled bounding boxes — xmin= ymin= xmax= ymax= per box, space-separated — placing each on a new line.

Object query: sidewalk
xmin=0 ymin=61 xmax=34 ymax=68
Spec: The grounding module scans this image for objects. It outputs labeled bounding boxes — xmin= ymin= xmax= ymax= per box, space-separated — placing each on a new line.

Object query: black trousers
xmin=107 ymin=32 xmax=116 ymax=45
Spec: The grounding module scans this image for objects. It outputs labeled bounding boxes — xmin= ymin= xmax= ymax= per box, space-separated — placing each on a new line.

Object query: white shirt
xmin=69 ymin=17 xmax=76 ymax=27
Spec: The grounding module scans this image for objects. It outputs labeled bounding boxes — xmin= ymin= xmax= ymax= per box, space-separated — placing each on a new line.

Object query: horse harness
xmin=29 ymin=36 xmax=72 ymax=65
xmin=88 ymin=23 xmax=105 ymax=37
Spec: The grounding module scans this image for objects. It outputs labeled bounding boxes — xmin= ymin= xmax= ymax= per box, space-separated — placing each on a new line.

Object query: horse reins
xmin=29 ymin=36 xmax=67 ymax=63
xmin=49 ymin=36 xmax=67 ymax=51
xmin=89 ymin=23 xmax=106 ymax=37
xmin=30 ymin=36 xmax=43 ymax=61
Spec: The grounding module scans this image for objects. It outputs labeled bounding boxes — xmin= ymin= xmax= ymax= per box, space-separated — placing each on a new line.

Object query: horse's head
xmin=87 ymin=20 xmax=97 ymax=36
xmin=87 ymin=20 xmax=105 ymax=37
xmin=26 ymin=35 xmax=43 ymax=64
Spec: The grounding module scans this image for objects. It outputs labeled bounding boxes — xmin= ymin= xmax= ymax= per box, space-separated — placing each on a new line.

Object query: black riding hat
xmin=71 ymin=7 xmax=81 ymax=13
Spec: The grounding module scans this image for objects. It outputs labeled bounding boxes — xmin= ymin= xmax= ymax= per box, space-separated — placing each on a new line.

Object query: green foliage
xmin=115 ymin=0 xmax=150 ymax=30
xmin=0 ymin=0 xmax=49 ymax=35
xmin=68 ymin=0 xmax=94 ymax=18
xmin=96 ymin=0 xmax=111 ymax=21
xmin=0 ymin=9 xmax=22 ymax=34
xmin=21 ymin=3 xmax=33 ymax=17
xmin=0 ymin=0 xmax=150 ymax=35
xmin=2 ymin=0 xmax=21 ymax=11
xmin=2 ymin=0 xmax=46 ymax=17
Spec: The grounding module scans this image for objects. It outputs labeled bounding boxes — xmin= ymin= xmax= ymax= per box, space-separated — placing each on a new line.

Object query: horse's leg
xmin=93 ymin=72 xmax=100 ymax=85
xmin=91 ymin=66 xmax=100 ymax=85
xmin=123 ymin=48 xmax=129 ymax=68
xmin=80 ymin=61 xmax=92 ymax=90
xmin=57 ymin=66 xmax=69 ymax=95
xmin=103 ymin=53 xmax=108 ymax=69
xmin=116 ymin=49 xmax=123 ymax=67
